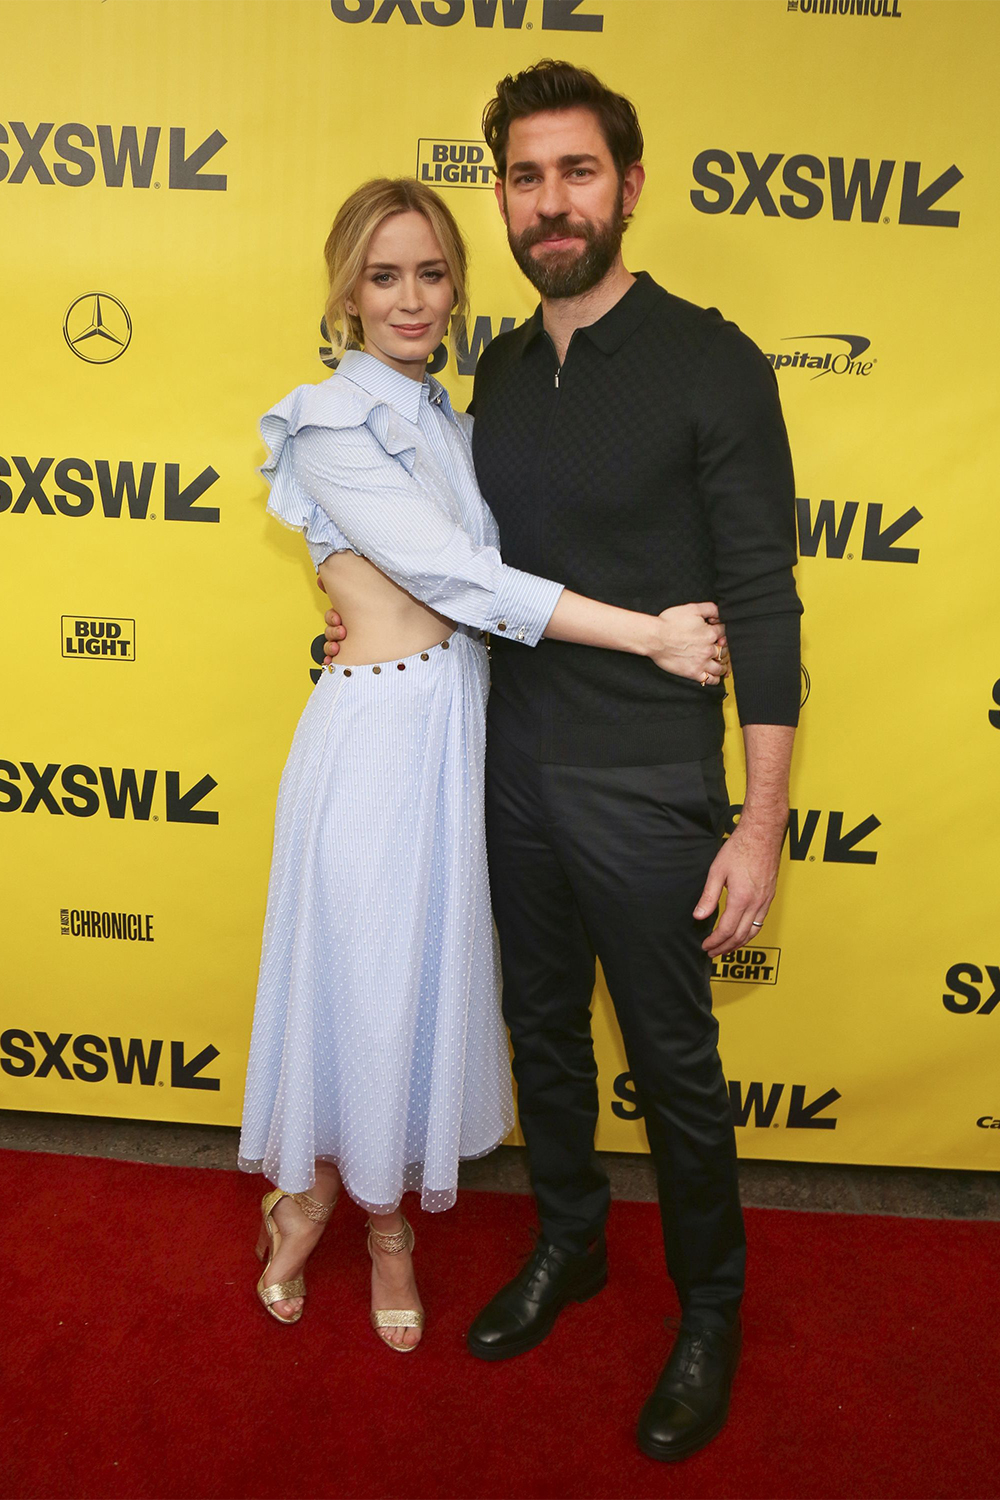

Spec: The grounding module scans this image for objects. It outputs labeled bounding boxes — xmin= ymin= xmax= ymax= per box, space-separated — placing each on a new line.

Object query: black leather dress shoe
xmin=466 ymin=1234 xmax=607 ymax=1361
xmin=636 ymin=1319 xmax=742 ymax=1462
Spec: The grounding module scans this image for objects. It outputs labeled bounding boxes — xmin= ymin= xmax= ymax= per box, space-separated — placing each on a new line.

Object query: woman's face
xmin=350 ymin=210 xmax=454 ymax=379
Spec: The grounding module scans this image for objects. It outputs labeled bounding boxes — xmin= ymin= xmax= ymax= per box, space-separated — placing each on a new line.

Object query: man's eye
xmin=570 ymin=169 xmax=593 ymax=179
xmin=513 ymin=174 xmax=538 ymax=186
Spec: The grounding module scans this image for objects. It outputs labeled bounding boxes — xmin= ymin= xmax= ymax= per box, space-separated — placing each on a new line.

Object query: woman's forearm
xmin=542 ymin=591 xmax=727 ymax=683
xmin=543 ymin=589 xmax=663 ymax=655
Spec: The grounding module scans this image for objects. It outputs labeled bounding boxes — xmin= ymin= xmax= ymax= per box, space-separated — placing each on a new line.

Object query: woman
xmin=238 ymin=177 xmax=728 ymax=1351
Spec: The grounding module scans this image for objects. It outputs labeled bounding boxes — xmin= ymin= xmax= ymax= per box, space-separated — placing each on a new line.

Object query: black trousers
xmin=485 ymin=728 xmax=745 ymax=1329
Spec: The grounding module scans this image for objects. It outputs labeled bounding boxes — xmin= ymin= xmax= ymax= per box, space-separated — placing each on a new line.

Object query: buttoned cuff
xmin=486 ymin=570 xmax=564 ymax=647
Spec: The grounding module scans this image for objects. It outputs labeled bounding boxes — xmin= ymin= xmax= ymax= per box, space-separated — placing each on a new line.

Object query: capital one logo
xmin=691 ymin=151 xmax=962 ymax=227
xmin=0 ymin=123 xmax=227 ymax=190
xmin=330 ymin=0 xmax=603 ymax=27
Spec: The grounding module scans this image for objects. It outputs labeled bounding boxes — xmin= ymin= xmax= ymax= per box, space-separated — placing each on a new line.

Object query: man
xmin=327 ymin=61 xmax=800 ymax=1461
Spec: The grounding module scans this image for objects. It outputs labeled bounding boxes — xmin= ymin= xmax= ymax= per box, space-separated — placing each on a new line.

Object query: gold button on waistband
xmin=420 ymin=653 xmax=429 ymax=661
xmin=343 ymin=669 xmax=352 ymax=677
xmin=441 ymin=639 xmax=450 ymax=649
xmin=372 ymin=665 xmax=381 ymax=674
xmin=496 ymin=620 xmax=507 ymax=631
xmin=397 ymin=662 xmax=406 ymax=670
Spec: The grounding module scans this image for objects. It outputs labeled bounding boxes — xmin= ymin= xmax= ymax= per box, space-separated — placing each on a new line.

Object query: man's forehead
xmin=506 ymin=107 xmax=608 ymax=160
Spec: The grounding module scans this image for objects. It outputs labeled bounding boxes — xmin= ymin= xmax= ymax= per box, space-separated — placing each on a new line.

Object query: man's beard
xmin=507 ymin=196 xmax=625 ymax=299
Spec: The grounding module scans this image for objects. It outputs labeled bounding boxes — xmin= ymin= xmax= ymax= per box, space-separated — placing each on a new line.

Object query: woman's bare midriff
xmin=317 ymin=551 xmax=455 ymax=666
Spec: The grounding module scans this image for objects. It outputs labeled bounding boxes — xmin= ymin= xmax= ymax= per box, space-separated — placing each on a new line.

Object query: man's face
xmin=495 ymin=106 xmax=644 ymax=299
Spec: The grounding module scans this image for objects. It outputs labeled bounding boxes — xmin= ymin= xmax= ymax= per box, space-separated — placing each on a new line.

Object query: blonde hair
xmin=323 ymin=177 xmax=469 ymax=359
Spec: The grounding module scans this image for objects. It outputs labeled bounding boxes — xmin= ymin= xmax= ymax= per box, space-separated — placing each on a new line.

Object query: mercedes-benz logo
xmin=63 ymin=291 xmax=132 ymax=364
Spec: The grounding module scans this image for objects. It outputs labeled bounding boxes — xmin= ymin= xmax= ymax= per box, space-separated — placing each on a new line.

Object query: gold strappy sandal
xmin=367 ymin=1216 xmax=425 ymax=1352
xmin=255 ymin=1187 xmax=334 ymax=1325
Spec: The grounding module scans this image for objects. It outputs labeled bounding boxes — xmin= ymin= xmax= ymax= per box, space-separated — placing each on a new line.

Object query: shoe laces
xmin=663 ymin=1316 xmax=714 ymax=1381
xmin=515 ymin=1230 xmax=556 ymax=1295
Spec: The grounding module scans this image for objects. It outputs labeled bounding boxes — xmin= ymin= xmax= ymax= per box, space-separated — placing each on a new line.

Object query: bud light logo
xmin=416 ymin=139 xmax=494 ymax=189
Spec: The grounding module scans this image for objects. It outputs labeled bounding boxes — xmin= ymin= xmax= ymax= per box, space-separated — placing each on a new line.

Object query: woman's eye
xmin=372 ymin=272 xmax=393 ymax=285
xmin=423 ymin=271 xmax=444 ymax=282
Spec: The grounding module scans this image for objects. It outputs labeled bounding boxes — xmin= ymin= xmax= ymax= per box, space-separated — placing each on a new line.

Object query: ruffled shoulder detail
xmin=258 ymin=375 xmax=417 ymax=535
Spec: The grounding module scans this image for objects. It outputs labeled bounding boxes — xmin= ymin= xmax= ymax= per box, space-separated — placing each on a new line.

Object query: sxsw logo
xmin=727 ymin=1080 xmax=841 ymax=1130
xmin=711 ymin=947 xmax=780 ymax=984
xmin=0 ymin=1030 xmax=219 ymax=1090
xmin=330 ymin=0 xmax=603 ymax=29
xmin=796 ymin=497 xmax=921 ymax=564
xmin=0 ymin=458 xmax=220 ymax=522
xmin=416 ymin=140 xmax=494 ymax=189
xmin=786 ymin=808 xmax=880 ymax=864
xmin=0 ymin=124 xmax=227 ymax=190
xmin=691 ymin=151 xmax=961 ymax=227
xmin=765 ymin=334 xmax=876 ymax=381
xmin=0 ymin=762 xmax=219 ymax=824
xmin=62 ymin=616 xmax=135 ymax=661
xmin=942 ymin=964 xmax=1000 ymax=1016
xmin=730 ymin=805 xmax=881 ymax=863
xmin=611 ymin=1073 xmax=840 ymax=1129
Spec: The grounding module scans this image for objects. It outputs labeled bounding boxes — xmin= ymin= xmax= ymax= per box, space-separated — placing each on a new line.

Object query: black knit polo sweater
xmin=470 ymin=272 xmax=802 ymax=767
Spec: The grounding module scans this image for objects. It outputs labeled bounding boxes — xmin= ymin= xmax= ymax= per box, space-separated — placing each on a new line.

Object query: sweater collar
xmin=521 ymin=271 xmax=662 ymax=357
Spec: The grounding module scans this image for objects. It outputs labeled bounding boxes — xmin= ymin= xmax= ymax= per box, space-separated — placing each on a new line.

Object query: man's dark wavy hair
xmin=482 ymin=59 xmax=644 ymax=183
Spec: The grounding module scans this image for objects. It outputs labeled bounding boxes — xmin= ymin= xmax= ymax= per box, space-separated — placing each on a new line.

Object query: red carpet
xmin=6 ymin=1149 xmax=999 ymax=1500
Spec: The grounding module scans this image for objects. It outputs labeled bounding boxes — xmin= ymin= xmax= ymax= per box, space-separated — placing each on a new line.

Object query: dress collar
xmin=336 ymin=348 xmax=456 ymax=426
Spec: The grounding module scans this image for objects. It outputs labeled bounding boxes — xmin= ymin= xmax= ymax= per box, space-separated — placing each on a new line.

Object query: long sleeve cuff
xmin=727 ymin=611 xmax=802 ymax=726
xmin=485 ymin=570 xmax=564 ymax=647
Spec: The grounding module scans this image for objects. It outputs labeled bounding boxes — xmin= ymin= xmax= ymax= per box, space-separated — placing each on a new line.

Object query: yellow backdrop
xmin=3 ymin=0 xmax=998 ymax=1170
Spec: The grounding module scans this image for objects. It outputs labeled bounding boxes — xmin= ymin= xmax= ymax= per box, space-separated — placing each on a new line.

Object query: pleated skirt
xmin=238 ymin=629 xmax=514 ymax=1213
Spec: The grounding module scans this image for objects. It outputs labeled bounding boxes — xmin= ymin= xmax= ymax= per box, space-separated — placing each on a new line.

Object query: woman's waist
xmin=325 ymin=615 xmax=459 ymax=668
xmin=317 ymin=625 xmax=485 ymax=679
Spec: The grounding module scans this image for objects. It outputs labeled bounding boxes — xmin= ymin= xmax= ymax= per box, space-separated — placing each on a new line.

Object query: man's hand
xmin=695 ymin=813 xmax=784 ymax=958
xmin=319 ymin=575 xmax=346 ymax=662
xmin=694 ymin=722 xmax=795 ymax=958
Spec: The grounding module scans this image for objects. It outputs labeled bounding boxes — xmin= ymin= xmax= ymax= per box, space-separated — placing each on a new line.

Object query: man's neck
xmin=541 ymin=256 xmax=636 ymax=364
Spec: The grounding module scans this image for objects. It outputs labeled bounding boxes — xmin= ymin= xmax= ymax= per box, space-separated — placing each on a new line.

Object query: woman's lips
xmin=391 ymin=323 xmax=432 ymax=337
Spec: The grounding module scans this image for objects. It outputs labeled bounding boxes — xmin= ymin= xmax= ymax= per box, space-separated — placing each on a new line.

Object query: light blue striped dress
xmin=238 ymin=351 xmax=563 ymax=1214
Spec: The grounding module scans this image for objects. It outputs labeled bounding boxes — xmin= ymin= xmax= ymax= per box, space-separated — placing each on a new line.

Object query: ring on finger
xmin=751 ymin=920 xmax=764 ymax=928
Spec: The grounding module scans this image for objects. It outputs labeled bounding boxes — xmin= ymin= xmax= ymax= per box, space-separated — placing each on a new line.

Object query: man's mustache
xmin=517 ymin=217 xmax=593 ymax=249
